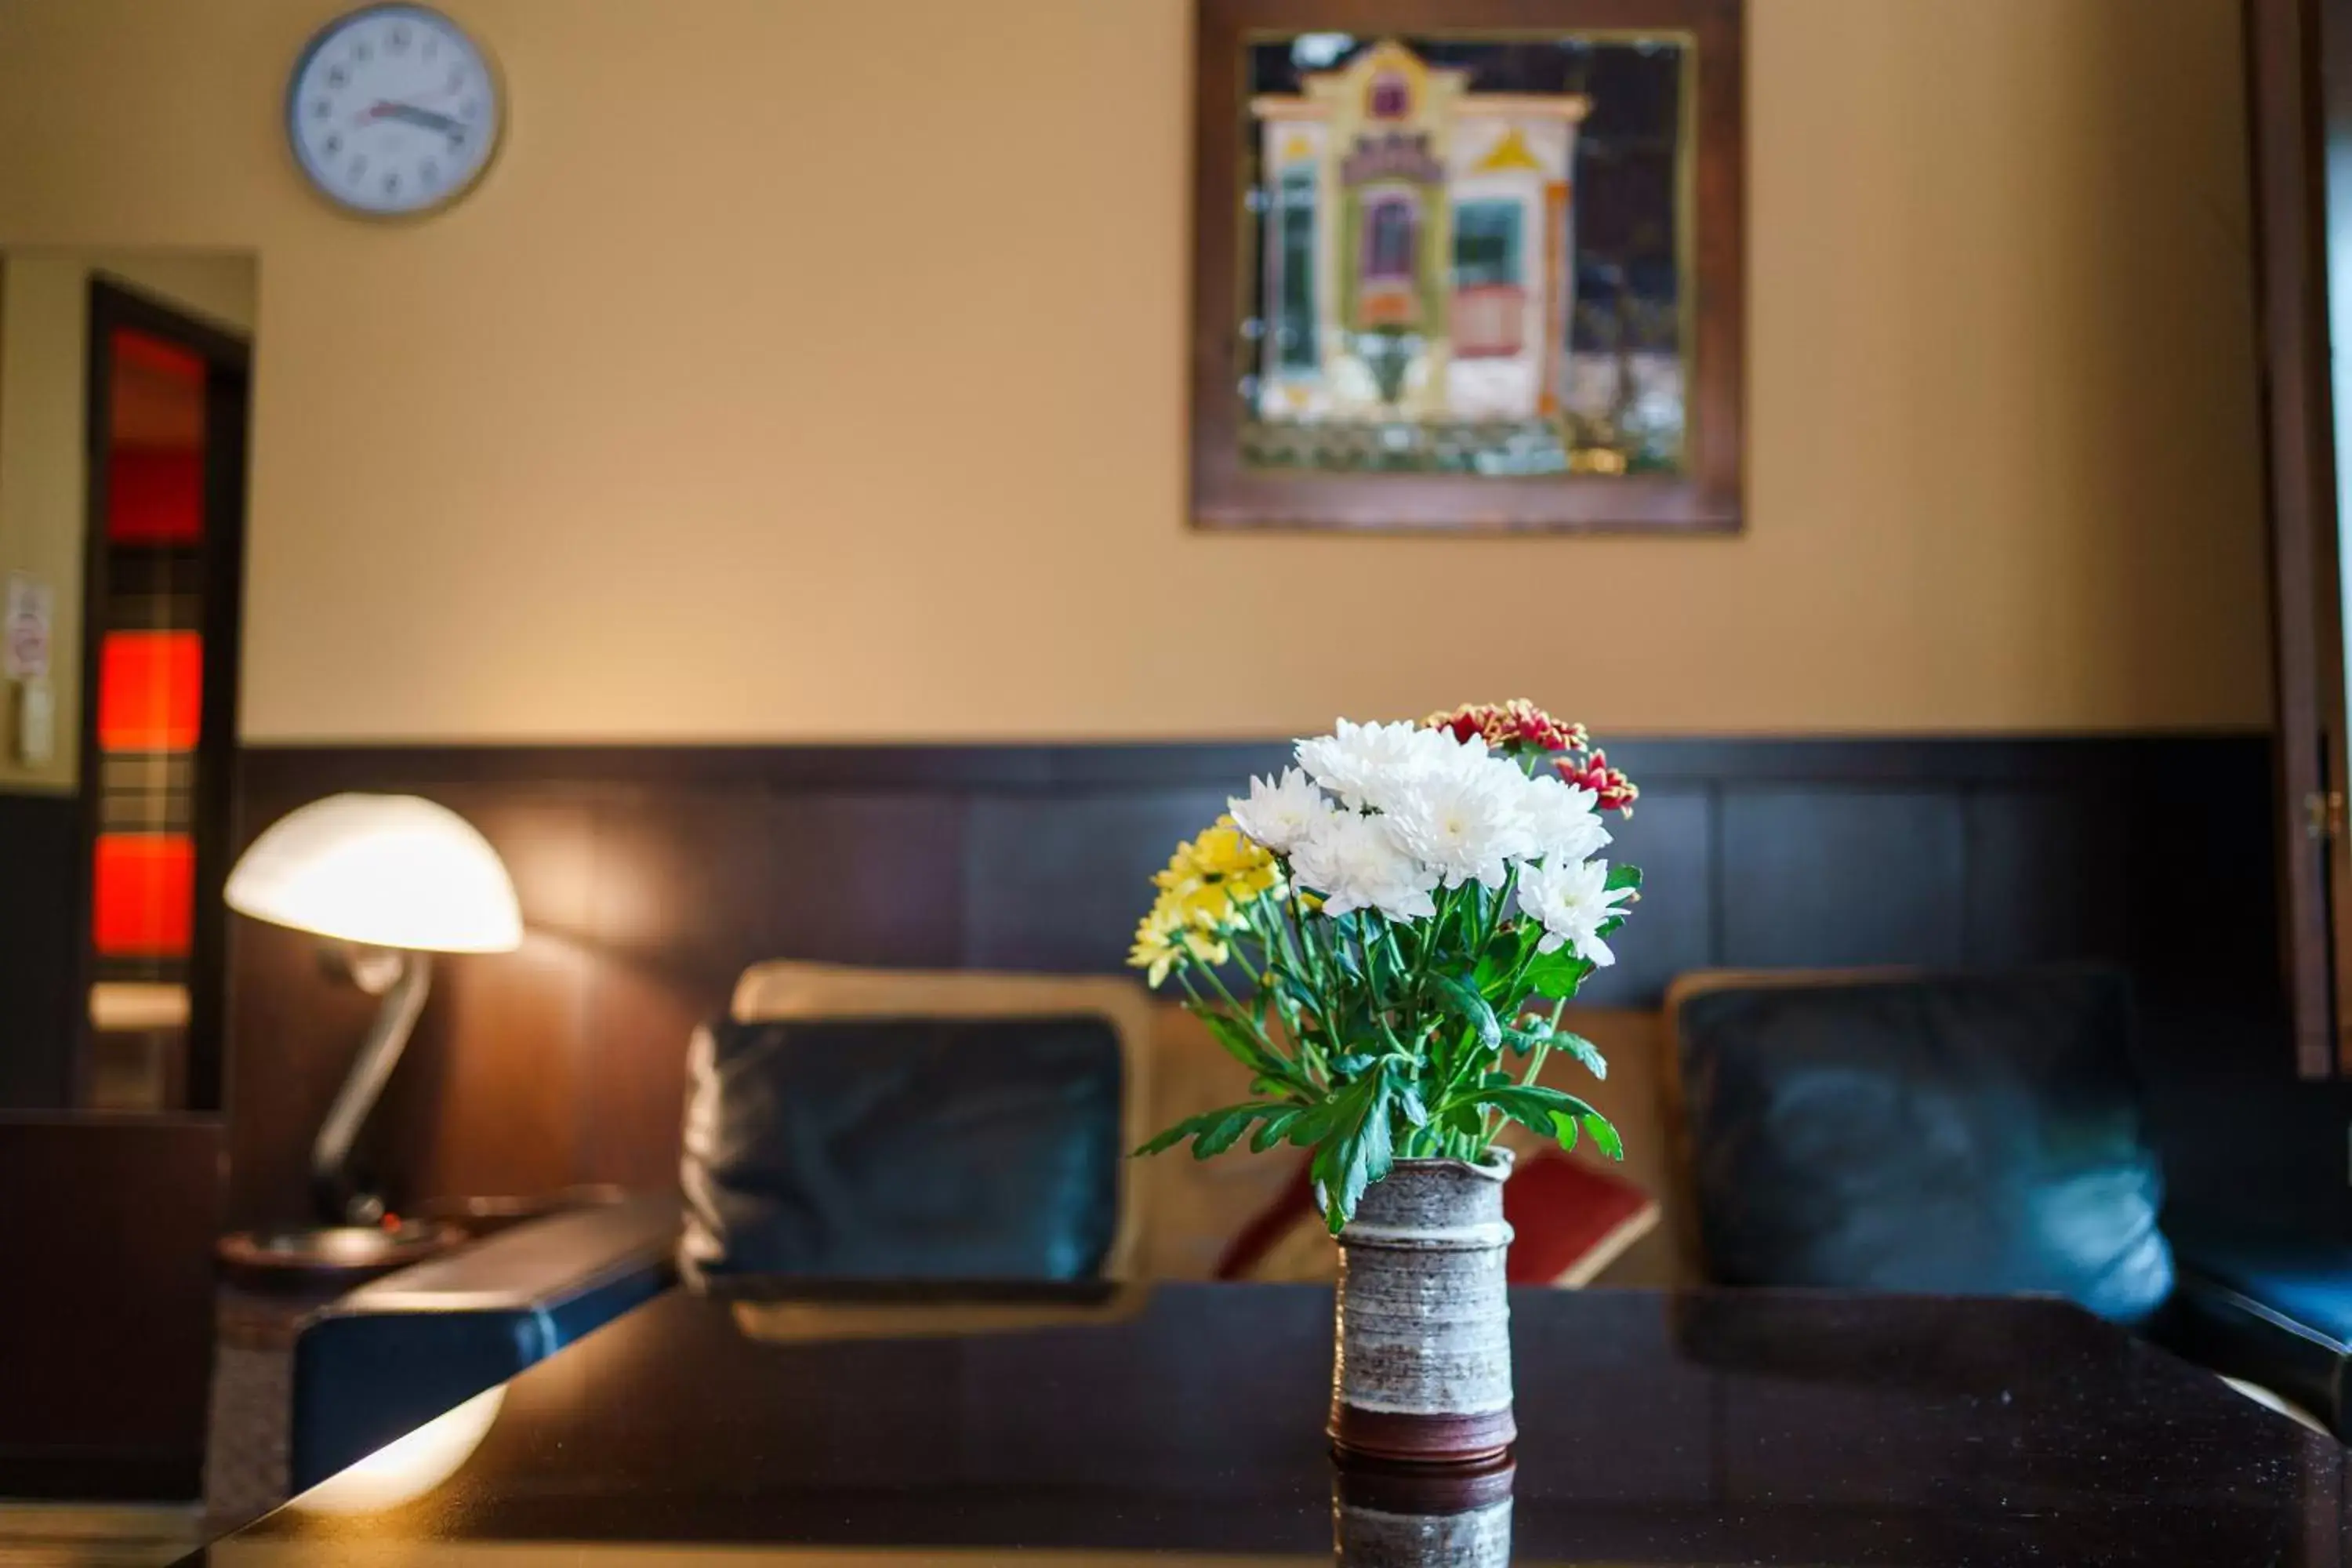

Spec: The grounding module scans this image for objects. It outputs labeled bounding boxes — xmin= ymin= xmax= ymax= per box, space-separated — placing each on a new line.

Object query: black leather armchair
xmin=1668 ymin=968 xmax=2175 ymax=1323
xmin=1666 ymin=967 xmax=2347 ymax=1435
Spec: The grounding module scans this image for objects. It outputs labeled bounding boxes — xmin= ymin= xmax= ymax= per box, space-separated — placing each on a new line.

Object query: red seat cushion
xmin=1216 ymin=1149 xmax=1658 ymax=1287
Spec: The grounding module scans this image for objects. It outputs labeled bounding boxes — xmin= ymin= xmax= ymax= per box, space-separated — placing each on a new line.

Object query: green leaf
xmin=1396 ymin=1080 xmax=1429 ymax=1127
xmin=1287 ymin=1100 xmax=1339 ymax=1147
xmin=1250 ymin=1108 xmax=1303 ymax=1152
xmin=1522 ymin=947 xmax=1595 ymax=1000
xmin=1133 ymin=1102 xmax=1292 ymax=1160
xmin=1581 ymin=1112 xmax=1624 ymax=1161
xmin=1604 ymin=863 xmax=1644 ymax=894
xmin=1472 ymin=925 xmax=1526 ymax=990
xmin=1192 ymin=1105 xmax=1259 ymax=1158
xmin=1313 ymin=1069 xmax=1394 ymax=1232
xmin=1134 ymin=1123 xmax=1196 ymax=1157
xmin=1328 ymin=919 xmax=1364 ymax=978
xmin=1203 ymin=1013 xmax=1294 ymax=1085
xmin=1432 ymin=972 xmax=1501 ymax=1051
xmin=1474 ymin=1085 xmax=1607 ymax=1155
xmin=1551 ymin=1031 xmax=1610 ymax=1082
xmin=1328 ymin=1052 xmax=1379 ymax=1076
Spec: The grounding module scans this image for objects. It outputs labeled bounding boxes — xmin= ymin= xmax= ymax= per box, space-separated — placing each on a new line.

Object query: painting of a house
xmin=1236 ymin=33 xmax=1693 ymax=481
xmin=1254 ymin=41 xmax=1588 ymax=429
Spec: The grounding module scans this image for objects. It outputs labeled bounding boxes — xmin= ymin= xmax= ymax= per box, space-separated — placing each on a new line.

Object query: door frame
xmin=76 ymin=276 xmax=251 ymax=1113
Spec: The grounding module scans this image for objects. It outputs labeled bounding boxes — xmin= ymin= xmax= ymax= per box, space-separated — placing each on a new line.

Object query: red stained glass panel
xmin=98 ymin=631 xmax=202 ymax=753
xmin=107 ymin=448 xmax=204 ymax=544
xmin=111 ymin=330 xmax=205 ymax=381
xmin=93 ymin=834 xmax=194 ymax=958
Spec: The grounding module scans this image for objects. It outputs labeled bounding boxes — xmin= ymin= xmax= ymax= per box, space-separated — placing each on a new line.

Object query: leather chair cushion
xmin=681 ymin=1011 xmax=1130 ymax=1290
xmin=1675 ymin=970 xmax=2174 ymax=1323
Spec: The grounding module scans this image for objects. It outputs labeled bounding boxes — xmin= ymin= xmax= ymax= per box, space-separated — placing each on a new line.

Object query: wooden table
xmin=180 ymin=1284 xmax=2350 ymax=1564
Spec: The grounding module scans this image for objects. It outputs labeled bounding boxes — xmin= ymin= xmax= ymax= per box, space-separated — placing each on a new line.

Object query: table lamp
xmin=223 ymin=793 xmax=521 ymax=1277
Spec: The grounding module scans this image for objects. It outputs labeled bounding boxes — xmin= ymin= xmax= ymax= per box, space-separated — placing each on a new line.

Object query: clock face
xmin=287 ymin=5 xmax=503 ymax=217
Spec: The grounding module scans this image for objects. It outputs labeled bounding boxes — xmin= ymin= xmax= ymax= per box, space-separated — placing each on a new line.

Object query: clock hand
xmin=369 ymin=100 xmax=464 ymax=136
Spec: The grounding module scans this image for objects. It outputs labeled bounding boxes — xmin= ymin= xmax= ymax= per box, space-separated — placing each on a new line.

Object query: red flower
xmin=1430 ymin=708 xmax=1489 ymax=746
xmin=1424 ymin=699 xmax=1589 ymax=756
xmin=1557 ymin=749 xmax=1640 ymax=817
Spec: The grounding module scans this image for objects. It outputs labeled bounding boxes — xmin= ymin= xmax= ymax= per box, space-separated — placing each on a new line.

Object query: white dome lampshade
xmin=226 ymin=793 xmax=523 ymax=953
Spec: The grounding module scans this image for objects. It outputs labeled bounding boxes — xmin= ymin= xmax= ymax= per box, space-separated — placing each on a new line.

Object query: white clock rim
xmin=285 ymin=1 xmax=506 ymax=222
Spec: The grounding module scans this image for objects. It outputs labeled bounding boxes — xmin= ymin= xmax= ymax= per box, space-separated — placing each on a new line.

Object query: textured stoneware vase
xmin=1329 ymin=1150 xmax=1515 ymax=1464
xmin=1331 ymin=1455 xmax=1515 ymax=1566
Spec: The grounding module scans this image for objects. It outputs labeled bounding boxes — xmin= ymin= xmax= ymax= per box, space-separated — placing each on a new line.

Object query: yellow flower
xmin=1127 ymin=816 xmax=1278 ymax=988
xmin=1154 ymin=816 xmax=1283 ymax=905
xmin=1127 ymin=892 xmax=1230 ymax=988
xmin=1128 ymin=902 xmax=1185 ymax=987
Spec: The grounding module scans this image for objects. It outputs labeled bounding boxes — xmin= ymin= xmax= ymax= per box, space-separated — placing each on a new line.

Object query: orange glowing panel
xmin=98 ymin=632 xmax=202 ymax=753
xmin=107 ymin=448 xmax=204 ymax=544
xmin=93 ymin=834 xmax=194 ymax=958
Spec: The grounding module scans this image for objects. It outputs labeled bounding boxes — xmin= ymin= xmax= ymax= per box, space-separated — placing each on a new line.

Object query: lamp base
xmin=216 ymin=1220 xmax=463 ymax=1292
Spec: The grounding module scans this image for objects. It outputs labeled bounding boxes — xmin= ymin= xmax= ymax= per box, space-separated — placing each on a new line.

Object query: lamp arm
xmin=311 ymin=950 xmax=433 ymax=1225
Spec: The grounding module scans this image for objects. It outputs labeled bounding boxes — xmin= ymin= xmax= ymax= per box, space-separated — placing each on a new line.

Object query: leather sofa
xmin=294 ymin=963 xmax=2351 ymax=1494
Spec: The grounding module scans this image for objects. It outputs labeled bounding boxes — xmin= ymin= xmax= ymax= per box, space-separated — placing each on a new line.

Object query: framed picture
xmin=1190 ymin=0 xmax=1744 ymax=533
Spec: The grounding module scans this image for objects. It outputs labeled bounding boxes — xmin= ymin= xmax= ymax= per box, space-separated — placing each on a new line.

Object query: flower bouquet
xmin=1129 ymin=700 xmax=1639 ymax=1464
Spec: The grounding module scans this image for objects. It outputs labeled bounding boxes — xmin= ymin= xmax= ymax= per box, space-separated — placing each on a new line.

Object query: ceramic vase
xmin=1331 ymin=1454 xmax=1515 ymax=1566
xmin=1327 ymin=1149 xmax=1515 ymax=1465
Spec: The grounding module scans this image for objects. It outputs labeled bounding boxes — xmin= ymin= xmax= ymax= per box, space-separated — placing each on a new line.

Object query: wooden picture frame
xmin=1190 ymin=0 xmax=1744 ymax=534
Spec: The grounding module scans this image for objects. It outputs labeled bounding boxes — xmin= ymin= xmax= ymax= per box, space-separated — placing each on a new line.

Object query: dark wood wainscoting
xmin=0 ymin=791 xmax=83 ymax=1109
xmin=0 ymin=1116 xmax=223 ymax=1501
xmin=227 ymin=735 xmax=2292 ymax=1229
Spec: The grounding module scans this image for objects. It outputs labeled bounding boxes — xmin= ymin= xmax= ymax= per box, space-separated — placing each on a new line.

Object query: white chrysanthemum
xmin=1295 ymin=719 xmax=1458 ymax=814
xmin=1228 ymin=768 xmax=1332 ymax=855
xmin=1519 ymin=774 xmax=1612 ymax=866
xmin=1517 ymin=857 xmax=1635 ymax=966
xmin=1381 ymin=748 xmax=1537 ymax=889
xmin=1290 ymin=809 xmax=1439 ymax=923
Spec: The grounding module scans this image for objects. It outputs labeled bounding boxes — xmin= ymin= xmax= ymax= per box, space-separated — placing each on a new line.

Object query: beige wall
xmin=0 ymin=250 xmax=255 ymax=791
xmin=0 ymin=0 xmax=2274 ymax=742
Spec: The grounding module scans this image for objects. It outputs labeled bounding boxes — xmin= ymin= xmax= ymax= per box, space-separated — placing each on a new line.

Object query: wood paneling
xmin=225 ymin=735 xmax=2282 ymax=1227
xmin=1719 ymin=789 xmax=1968 ymax=969
xmin=1575 ymin=786 xmax=1713 ymax=1007
xmin=0 ymin=1116 xmax=222 ymax=1501
xmin=0 ymin=793 xmax=82 ymax=1109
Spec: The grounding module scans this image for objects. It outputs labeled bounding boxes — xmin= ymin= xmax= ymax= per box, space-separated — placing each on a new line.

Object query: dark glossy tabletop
xmin=190 ymin=1283 xmax=2348 ymax=1566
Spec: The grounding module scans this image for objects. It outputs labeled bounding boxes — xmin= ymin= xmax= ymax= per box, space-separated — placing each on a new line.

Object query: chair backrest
xmin=679 ymin=963 xmax=1152 ymax=1294
xmin=1661 ymin=967 xmax=2174 ymax=1324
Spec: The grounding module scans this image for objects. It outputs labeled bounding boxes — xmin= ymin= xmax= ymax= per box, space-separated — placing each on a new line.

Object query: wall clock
xmin=287 ymin=4 xmax=503 ymax=218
